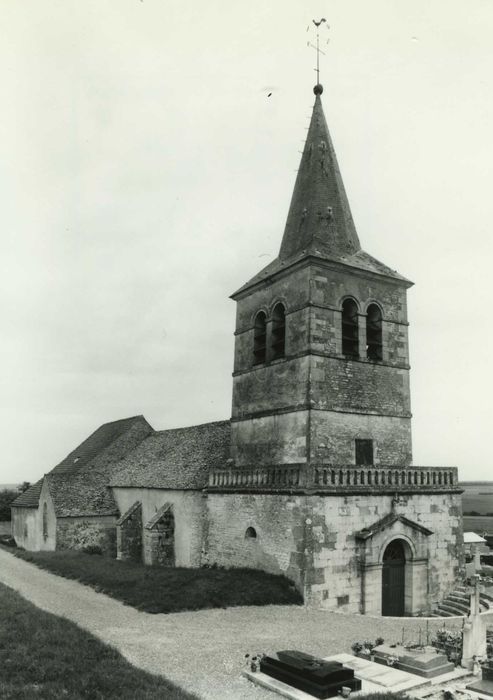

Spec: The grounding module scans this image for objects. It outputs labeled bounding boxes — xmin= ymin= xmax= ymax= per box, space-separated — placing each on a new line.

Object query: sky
xmin=1 ymin=0 xmax=492 ymax=484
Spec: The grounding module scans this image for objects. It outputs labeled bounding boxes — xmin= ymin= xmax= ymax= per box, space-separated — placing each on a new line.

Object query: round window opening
xmin=245 ymin=527 xmax=257 ymax=539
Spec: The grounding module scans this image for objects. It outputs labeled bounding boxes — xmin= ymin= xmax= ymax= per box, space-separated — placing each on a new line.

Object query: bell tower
xmin=230 ymin=83 xmax=413 ymax=469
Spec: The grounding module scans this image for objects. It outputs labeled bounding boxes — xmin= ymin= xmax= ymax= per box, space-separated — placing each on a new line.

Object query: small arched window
xmin=42 ymin=502 xmax=48 ymax=540
xmin=245 ymin=527 xmax=257 ymax=539
xmin=366 ymin=304 xmax=383 ymax=361
xmin=253 ymin=311 xmax=267 ymax=365
xmin=341 ymin=299 xmax=359 ymax=358
xmin=271 ymin=303 xmax=286 ymax=360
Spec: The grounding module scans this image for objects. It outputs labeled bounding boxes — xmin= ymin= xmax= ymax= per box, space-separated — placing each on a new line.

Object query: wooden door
xmin=382 ymin=540 xmax=405 ymax=616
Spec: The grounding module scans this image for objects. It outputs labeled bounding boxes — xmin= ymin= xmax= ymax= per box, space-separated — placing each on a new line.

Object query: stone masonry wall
xmin=117 ymin=503 xmax=142 ymax=561
xmin=233 ymin=355 xmax=310 ymax=419
xmin=144 ymin=508 xmax=175 ymax=566
xmin=12 ymin=479 xmax=57 ymax=552
xmin=56 ymin=516 xmax=117 ymax=556
xmin=231 ymin=259 xmax=412 ymax=467
xmin=112 ymin=487 xmax=205 ymax=567
xmin=205 ymin=491 xmax=464 ymax=613
xmin=309 ymin=356 xmax=411 ymax=417
xmin=204 ymin=493 xmax=308 ymax=590
xmin=231 ymin=411 xmax=309 ymax=466
xmin=310 ymin=411 xmax=412 ymax=465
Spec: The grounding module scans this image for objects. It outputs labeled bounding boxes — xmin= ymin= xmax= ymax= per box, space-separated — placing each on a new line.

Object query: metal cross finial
xmin=307 ymin=18 xmax=329 ymax=87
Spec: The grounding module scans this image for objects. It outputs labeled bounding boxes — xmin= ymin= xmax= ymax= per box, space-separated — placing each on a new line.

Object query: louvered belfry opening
xmin=253 ymin=311 xmax=267 ymax=364
xmin=341 ymin=299 xmax=359 ymax=358
xmin=271 ymin=303 xmax=286 ymax=360
xmin=366 ymin=303 xmax=383 ymax=361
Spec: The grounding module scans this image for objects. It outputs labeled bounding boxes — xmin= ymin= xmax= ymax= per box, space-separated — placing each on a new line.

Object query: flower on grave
xmin=247 ymin=653 xmax=265 ymax=672
xmin=386 ymin=655 xmax=399 ymax=667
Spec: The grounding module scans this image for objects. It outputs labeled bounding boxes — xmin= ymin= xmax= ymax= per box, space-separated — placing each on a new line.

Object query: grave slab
xmin=243 ymin=671 xmax=382 ymax=700
xmin=327 ymin=654 xmax=431 ymax=694
xmin=259 ymin=651 xmax=361 ymax=699
xmin=465 ymin=680 xmax=493 ymax=698
xmin=373 ymin=644 xmax=454 ymax=678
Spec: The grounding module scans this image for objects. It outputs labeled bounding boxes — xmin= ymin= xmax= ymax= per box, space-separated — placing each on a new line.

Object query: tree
xmin=0 ymin=489 xmax=19 ymax=521
xmin=18 ymin=481 xmax=31 ymax=493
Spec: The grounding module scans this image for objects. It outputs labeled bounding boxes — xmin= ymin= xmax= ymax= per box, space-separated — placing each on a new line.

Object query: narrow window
xmin=341 ymin=299 xmax=359 ymax=357
xmin=355 ymin=439 xmax=374 ymax=465
xmin=366 ymin=303 xmax=383 ymax=361
xmin=253 ymin=311 xmax=267 ymax=364
xmin=245 ymin=527 xmax=257 ymax=539
xmin=42 ymin=502 xmax=48 ymax=540
xmin=271 ymin=303 xmax=286 ymax=360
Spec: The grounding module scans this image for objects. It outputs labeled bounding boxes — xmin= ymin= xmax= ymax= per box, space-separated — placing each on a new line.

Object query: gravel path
xmin=0 ymin=549 xmax=464 ymax=699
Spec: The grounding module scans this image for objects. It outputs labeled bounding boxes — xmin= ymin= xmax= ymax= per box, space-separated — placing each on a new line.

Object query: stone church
xmin=12 ymin=82 xmax=464 ymax=616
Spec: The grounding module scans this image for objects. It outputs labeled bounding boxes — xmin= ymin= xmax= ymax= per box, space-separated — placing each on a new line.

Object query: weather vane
xmin=307 ymin=18 xmax=330 ymax=88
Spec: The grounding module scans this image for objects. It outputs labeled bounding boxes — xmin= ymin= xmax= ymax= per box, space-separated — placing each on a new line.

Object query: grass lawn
xmin=0 ymin=582 xmax=195 ymax=700
xmin=5 ymin=548 xmax=302 ymax=613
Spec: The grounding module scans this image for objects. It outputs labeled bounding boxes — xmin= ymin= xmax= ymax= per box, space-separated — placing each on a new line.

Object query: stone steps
xmin=431 ymin=587 xmax=491 ymax=617
xmin=444 ymin=597 xmax=470 ymax=613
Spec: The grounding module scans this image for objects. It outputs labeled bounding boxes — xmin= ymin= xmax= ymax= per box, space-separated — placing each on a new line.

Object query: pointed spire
xmin=279 ymin=85 xmax=361 ymax=262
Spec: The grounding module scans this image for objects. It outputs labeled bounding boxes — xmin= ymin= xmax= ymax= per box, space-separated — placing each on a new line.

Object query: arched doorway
xmin=382 ymin=539 xmax=406 ymax=616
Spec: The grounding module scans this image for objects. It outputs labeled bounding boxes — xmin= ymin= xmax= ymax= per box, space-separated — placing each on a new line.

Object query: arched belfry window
xmin=253 ymin=311 xmax=267 ymax=365
xmin=341 ymin=299 xmax=359 ymax=358
xmin=366 ymin=304 xmax=383 ymax=361
xmin=42 ymin=502 xmax=48 ymax=540
xmin=271 ymin=303 xmax=286 ymax=360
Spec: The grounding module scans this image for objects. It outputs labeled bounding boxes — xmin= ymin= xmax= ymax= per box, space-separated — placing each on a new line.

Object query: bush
xmin=82 ymin=544 xmax=103 ymax=555
xmin=0 ymin=489 xmax=19 ymax=521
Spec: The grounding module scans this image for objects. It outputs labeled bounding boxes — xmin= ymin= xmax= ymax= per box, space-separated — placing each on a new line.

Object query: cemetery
xmin=244 ymin=576 xmax=493 ymax=700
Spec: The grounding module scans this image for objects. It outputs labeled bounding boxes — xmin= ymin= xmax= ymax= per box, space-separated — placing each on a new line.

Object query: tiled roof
xmin=145 ymin=503 xmax=172 ymax=530
xmin=116 ymin=500 xmax=142 ymax=526
xmin=51 ymin=415 xmax=152 ymax=474
xmin=11 ymin=479 xmax=44 ymax=508
xmin=110 ymin=420 xmax=231 ymax=490
xmin=232 ymin=248 xmax=411 ymax=298
xmin=232 ymin=91 xmax=412 ymax=299
xmin=11 ymin=415 xmax=153 ymax=513
xmin=46 ymin=470 xmax=119 ymax=518
xmin=279 ymin=92 xmax=361 ymax=263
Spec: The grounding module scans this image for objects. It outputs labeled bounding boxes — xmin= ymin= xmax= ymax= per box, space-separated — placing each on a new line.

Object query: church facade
xmin=12 ymin=83 xmax=464 ymax=616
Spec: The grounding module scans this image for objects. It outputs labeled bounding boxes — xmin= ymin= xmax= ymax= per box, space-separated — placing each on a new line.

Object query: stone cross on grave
xmin=462 ymin=575 xmax=487 ymax=670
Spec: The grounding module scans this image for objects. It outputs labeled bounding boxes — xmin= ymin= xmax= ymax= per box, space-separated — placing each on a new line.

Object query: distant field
xmin=463 ymin=516 xmax=493 ymax=534
xmin=460 ymin=481 xmax=493 ymax=515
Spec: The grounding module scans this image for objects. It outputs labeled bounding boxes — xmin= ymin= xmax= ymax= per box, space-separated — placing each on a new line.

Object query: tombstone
xmin=260 ymin=650 xmax=361 ymax=699
xmin=466 ymin=655 xmax=493 ymax=696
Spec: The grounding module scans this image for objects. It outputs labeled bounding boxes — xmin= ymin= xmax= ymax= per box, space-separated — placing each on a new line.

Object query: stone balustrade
xmin=208 ymin=464 xmax=459 ymax=493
